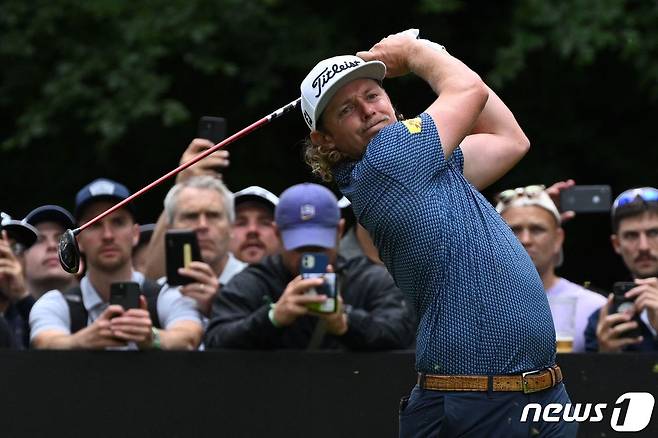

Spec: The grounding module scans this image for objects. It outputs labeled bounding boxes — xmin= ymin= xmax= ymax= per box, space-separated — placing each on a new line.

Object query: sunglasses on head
xmin=496 ymin=185 xmax=546 ymax=204
xmin=612 ymin=187 xmax=658 ymax=211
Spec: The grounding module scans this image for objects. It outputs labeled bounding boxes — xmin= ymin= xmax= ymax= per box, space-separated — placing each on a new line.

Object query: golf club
xmin=58 ymin=97 xmax=302 ymax=273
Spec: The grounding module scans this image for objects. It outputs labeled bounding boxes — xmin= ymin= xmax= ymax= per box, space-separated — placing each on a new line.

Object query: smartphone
xmin=300 ymin=253 xmax=337 ymax=314
xmin=559 ymin=185 xmax=612 ymax=213
xmin=165 ymin=229 xmax=201 ymax=286
xmin=110 ymin=282 xmax=141 ymax=310
xmin=197 ymin=116 xmax=227 ymax=144
xmin=610 ymin=281 xmax=642 ymax=338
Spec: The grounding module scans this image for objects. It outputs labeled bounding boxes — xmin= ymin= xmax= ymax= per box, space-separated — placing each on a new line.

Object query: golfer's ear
xmin=310 ymin=130 xmax=336 ymax=152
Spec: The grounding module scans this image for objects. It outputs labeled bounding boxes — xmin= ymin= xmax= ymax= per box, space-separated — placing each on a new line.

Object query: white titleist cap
xmin=300 ymin=55 xmax=386 ymax=131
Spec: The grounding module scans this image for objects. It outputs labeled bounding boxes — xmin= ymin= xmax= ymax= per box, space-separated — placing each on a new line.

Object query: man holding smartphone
xmin=0 ymin=218 xmax=38 ymax=349
xmin=584 ymin=187 xmax=658 ymax=352
xmin=158 ymin=175 xmax=246 ymax=319
xmin=29 ymin=178 xmax=203 ymax=350
xmin=205 ymin=182 xmax=415 ymax=350
xmin=495 ymin=184 xmax=607 ymax=353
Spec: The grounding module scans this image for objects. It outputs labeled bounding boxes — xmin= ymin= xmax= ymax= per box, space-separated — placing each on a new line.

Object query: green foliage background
xmin=1 ymin=0 xmax=657 ymax=288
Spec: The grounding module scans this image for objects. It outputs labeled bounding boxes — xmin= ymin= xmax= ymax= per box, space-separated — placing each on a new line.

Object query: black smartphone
xmin=197 ymin=116 xmax=227 ymax=144
xmin=110 ymin=282 xmax=141 ymax=310
xmin=610 ymin=281 xmax=642 ymax=338
xmin=300 ymin=253 xmax=337 ymax=313
xmin=165 ymin=229 xmax=201 ymax=286
xmin=559 ymin=185 xmax=612 ymax=213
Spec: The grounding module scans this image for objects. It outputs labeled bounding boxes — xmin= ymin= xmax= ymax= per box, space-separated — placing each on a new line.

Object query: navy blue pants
xmin=399 ymin=383 xmax=578 ymax=437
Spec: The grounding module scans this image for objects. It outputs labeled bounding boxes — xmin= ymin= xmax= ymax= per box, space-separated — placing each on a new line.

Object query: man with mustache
xmin=162 ymin=175 xmax=246 ymax=318
xmin=229 ymin=186 xmax=280 ymax=264
xmin=29 ymin=178 xmax=203 ymax=350
xmin=299 ymin=29 xmax=574 ymax=436
xmin=585 ymin=187 xmax=658 ymax=352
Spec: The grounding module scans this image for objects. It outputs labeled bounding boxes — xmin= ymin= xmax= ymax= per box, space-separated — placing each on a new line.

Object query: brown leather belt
xmin=418 ymin=365 xmax=562 ymax=394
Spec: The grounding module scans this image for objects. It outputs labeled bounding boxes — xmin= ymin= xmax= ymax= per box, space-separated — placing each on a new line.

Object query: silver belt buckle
xmin=521 ymin=369 xmax=543 ymax=394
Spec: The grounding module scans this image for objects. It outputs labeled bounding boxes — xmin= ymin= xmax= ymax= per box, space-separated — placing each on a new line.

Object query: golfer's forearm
xmin=143 ymin=211 xmax=168 ymax=280
xmin=408 ymin=42 xmax=484 ymax=98
xmin=471 ymin=86 xmax=527 ymax=142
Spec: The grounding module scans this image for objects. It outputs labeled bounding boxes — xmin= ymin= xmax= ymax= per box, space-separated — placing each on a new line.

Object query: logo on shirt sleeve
xmin=401 ymin=117 xmax=422 ymax=134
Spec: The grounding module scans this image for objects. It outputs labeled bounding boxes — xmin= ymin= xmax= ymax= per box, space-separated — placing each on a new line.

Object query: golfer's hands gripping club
xmin=357 ymin=28 xmax=446 ymax=78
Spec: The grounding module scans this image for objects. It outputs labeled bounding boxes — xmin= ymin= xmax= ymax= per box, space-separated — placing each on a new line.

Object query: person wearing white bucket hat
xmin=299 ymin=29 xmax=575 ymax=437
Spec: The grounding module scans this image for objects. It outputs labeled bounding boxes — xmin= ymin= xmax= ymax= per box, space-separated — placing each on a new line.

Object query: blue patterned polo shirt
xmin=334 ymin=113 xmax=555 ymax=375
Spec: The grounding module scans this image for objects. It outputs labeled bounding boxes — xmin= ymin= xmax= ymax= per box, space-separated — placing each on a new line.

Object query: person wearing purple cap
xmin=23 ymin=205 xmax=79 ymax=300
xmin=204 ymin=182 xmax=414 ymax=350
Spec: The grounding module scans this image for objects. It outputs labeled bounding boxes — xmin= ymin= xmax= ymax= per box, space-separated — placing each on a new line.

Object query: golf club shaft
xmin=76 ymin=97 xmax=301 ymax=234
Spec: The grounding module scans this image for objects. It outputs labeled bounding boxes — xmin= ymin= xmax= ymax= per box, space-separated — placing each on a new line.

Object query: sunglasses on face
xmin=496 ymin=185 xmax=546 ymax=204
xmin=612 ymin=187 xmax=658 ymax=211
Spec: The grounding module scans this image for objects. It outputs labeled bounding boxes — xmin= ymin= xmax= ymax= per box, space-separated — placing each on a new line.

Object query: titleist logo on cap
xmin=312 ymin=60 xmax=362 ymax=98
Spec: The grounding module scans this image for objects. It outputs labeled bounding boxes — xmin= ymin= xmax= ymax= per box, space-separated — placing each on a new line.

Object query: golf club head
xmin=58 ymin=229 xmax=81 ymax=274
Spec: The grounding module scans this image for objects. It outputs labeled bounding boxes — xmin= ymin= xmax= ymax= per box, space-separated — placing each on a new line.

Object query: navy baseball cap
xmin=74 ymin=178 xmax=134 ymax=220
xmin=24 ymin=204 xmax=75 ymax=230
xmin=275 ymin=183 xmax=340 ymax=250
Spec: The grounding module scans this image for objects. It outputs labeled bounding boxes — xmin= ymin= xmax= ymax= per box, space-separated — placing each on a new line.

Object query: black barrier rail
xmin=1 ymin=351 xmax=657 ymax=438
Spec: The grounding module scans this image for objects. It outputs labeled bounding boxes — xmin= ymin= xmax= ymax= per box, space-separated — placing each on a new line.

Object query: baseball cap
xmin=275 ymin=183 xmax=340 ymax=250
xmin=495 ymin=185 xmax=561 ymax=225
xmin=74 ymin=178 xmax=134 ymax=220
xmin=234 ymin=186 xmax=279 ymax=212
xmin=24 ymin=204 xmax=75 ymax=230
xmin=1 ymin=212 xmax=38 ymax=248
xmin=300 ymin=55 xmax=386 ymax=131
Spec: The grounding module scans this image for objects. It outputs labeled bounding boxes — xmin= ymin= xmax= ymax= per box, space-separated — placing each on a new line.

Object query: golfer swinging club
xmin=300 ymin=29 xmax=576 ymax=437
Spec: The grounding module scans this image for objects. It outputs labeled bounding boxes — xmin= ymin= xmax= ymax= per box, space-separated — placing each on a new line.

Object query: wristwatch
xmin=151 ymin=327 xmax=162 ymax=350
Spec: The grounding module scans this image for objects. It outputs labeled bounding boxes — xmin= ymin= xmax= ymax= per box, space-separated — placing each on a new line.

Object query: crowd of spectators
xmin=1 ymin=134 xmax=657 ymax=354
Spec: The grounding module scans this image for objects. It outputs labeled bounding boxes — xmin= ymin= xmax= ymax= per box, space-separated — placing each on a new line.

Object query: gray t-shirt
xmin=29 ymin=270 xmax=201 ymax=343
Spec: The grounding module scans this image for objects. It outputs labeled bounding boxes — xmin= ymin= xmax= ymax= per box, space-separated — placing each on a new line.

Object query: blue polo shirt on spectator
xmin=334 ymin=112 xmax=555 ymax=375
